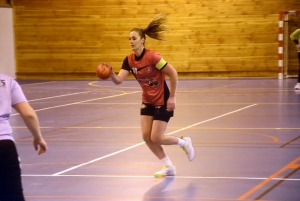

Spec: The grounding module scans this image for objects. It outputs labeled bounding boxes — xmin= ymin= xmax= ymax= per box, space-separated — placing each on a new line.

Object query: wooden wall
xmin=12 ymin=0 xmax=300 ymax=79
xmin=0 ymin=0 xmax=10 ymax=7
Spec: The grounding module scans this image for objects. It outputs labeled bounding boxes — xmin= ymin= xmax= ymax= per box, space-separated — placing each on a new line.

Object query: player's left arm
xmin=13 ymin=102 xmax=47 ymax=155
xmin=290 ymin=29 xmax=300 ymax=43
xmin=161 ymin=63 xmax=178 ymax=111
xmin=290 ymin=29 xmax=300 ymax=50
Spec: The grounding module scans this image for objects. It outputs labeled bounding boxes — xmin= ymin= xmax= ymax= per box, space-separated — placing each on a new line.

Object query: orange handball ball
xmin=96 ymin=63 xmax=112 ymax=80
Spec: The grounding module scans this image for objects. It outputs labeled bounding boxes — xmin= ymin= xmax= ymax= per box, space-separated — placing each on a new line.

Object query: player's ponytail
xmin=131 ymin=13 xmax=168 ymax=43
xmin=144 ymin=13 xmax=168 ymax=42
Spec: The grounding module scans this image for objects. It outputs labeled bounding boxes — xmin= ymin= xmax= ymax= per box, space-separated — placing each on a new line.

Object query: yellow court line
xmin=26 ymin=131 xmax=278 ymax=144
xmin=88 ymin=81 xmax=141 ymax=91
xmin=237 ymin=156 xmax=300 ymax=200
xmin=227 ymin=130 xmax=278 ymax=142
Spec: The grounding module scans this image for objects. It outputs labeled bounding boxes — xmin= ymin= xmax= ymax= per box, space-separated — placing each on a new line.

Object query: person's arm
xmin=290 ymin=29 xmax=300 ymax=44
xmin=110 ymin=68 xmax=129 ymax=85
xmin=103 ymin=61 xmax=130 ymax=85
xmin=12 ymin=102 xmax=47 ymax=155
xmin=290 ymin=29 xmax=300 ymax=50
xmin=161 ymin=63 xmax=178 ymax=111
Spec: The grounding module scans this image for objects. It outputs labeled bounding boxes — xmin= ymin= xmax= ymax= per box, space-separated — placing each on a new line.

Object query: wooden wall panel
xmin=12 ymin=0 xmax=300 ymax=79
xmin=0 ymin=0 xmax=7 ymax=5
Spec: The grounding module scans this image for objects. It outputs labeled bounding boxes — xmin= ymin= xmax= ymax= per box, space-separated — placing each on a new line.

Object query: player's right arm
xmin=107 ymin=57 xmax=130 ymax=85
xmin=110 ymin=69 xmax=129 ymax=85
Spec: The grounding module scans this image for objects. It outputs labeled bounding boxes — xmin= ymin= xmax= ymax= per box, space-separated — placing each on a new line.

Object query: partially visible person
xmin=103 ymin=13 xmax=195 ymax=178
xmin=0 ymin=73 xmax=47 ymax=201
xmin=290 ymin=28 xmax=300 ymax=90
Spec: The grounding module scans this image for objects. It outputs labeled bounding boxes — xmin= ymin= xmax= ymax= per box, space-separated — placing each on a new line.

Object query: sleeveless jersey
xmin=122 ymin=49 xmax=169 ymax=106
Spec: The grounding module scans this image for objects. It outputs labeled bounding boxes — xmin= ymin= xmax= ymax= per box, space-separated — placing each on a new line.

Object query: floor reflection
xmin=143 ymin=177 xmax=197 ymax=201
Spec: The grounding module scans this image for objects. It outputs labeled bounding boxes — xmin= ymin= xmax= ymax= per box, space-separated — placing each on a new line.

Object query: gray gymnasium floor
xmin=10 ymin=78 xmax=300 ymax=201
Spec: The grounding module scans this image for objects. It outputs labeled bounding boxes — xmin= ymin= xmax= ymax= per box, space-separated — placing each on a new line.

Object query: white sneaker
xmin=294 ymin=83 xmax=300 ymax=90
xmin=181 ymin=136 xmax=196 ymax=161
xmin=154 ymin=165 xmax=176 ymax=178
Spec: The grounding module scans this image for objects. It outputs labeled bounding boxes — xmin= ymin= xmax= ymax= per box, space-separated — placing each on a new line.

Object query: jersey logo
xmin=131 ymin=65 xmax=151 ymax=75
xmin=148 ymin=79 xmax=158 ymax=86
xmin=146 ymin=67 xmax=152 ymax=73
xmin=132 ymin=68 xmax=138 ymax=74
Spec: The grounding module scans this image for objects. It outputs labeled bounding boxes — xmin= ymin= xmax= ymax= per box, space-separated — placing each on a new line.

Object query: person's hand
xmin=166 ymin=97 xmax=176 ymax=111
xmin=33 ymin=138 xmax=47 ymax=155
xmin=103 ymin=63 xmax=113 ymax=75
xmin=296 ymin=44 xmax=300 ymax=51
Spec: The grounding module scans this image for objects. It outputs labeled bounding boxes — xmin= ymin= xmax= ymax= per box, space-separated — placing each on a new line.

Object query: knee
xmin=142 ymin=133 xmax=162 ymax=145
xmin=142 ymin=133 xmax=152 ymax=143
xmin=151 ymin=135 xmax=163 ymax=145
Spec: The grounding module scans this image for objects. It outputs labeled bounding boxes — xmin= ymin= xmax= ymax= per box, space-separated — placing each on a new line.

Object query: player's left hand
xmin=166 ymin=97 xmax=176 ymax=111
xmin=33 ymin=138 xmax=47 ymax=155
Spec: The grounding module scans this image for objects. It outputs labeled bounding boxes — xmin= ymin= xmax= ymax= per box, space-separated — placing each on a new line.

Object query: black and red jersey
xmin=122 ymin=49 xmax=170 ymax=106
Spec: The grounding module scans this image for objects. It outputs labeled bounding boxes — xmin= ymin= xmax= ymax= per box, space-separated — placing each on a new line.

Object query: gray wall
xmin=0 ymin=7 xmax=15 ymax=78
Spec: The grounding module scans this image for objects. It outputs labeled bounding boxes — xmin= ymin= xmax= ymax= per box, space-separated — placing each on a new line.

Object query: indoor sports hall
xmin=13 ymin=78 xmax=300 ymax=201
xmin=1 ymin=0 xmax=300 ymax=201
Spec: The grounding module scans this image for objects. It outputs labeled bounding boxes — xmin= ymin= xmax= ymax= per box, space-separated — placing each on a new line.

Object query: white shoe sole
xmin=154 ymin=166 xmax=176 ymax=178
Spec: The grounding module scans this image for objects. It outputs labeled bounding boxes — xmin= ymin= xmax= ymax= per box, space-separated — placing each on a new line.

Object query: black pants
xmin=0 ymin=140 xmax=25 ymax=201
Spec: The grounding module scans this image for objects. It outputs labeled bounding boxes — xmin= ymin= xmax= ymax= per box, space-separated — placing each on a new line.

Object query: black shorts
xmin=140 ymin=103 xmax=174 ymax=122
xmin=0 ymin=140 xmax=25 ymax=201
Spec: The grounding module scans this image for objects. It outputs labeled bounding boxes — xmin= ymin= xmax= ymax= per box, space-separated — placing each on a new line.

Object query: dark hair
xmin=131 ymin=13 xmax=168 ymax=43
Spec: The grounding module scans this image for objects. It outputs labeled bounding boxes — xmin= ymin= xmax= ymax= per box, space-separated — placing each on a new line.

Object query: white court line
xmin=28 ymin=91 xmax=91 ymax=102
xmin=53 ymin=104 xmax=257 ymax=176
xmin=166 ymin=104 xmax=257 ymax=136
xmin=52 ymin=142 xmax=145 ymax=176
xmin=22 ymin=174 xmax=300 ymax=181
xmin=20 ymin=81 xmax=56 ymax=86
xmin=11 ymin=91 xmax=140 ymax=116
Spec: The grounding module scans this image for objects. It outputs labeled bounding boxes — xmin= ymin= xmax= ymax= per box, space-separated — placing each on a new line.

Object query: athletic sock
xmin=177 ymin=137 xmax=186 ymax=147
xmin=161 ymin=156 xmax=173 ymax=167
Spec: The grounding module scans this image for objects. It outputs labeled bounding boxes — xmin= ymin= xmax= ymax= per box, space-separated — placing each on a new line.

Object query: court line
xmin=20 ymin=81 xmax=56 ymax=86
xmin=74 ymin=102 xmax=300 ymax=105
xmin=89 ymin=81 xmax=140 ymax=89
xmin=280 ymin=135 xmax=300 ymax=148
xmin=52 ymin=104 xmax=257 ymax=176
xmin=53 ymin=142 xmax=145 ymax=175
xmin=22 ymin=174 xmax=300 ymax=181
xmin=11 ymin=91 xmax=140 ymax=116
xmin=23 ymin=195 xmax=274 ymax=201
xmin=10 ymin=126 xmax=300 ymax=130
xmin=237 ymin=156 xmax=300 ymax=200
xmin=27 ymin=91 xmax=92 ymax=102
xmin=165 ymin=104 xmax=257 ymax=136
xmin=253 ymin=167 xmax=300 ymax=200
